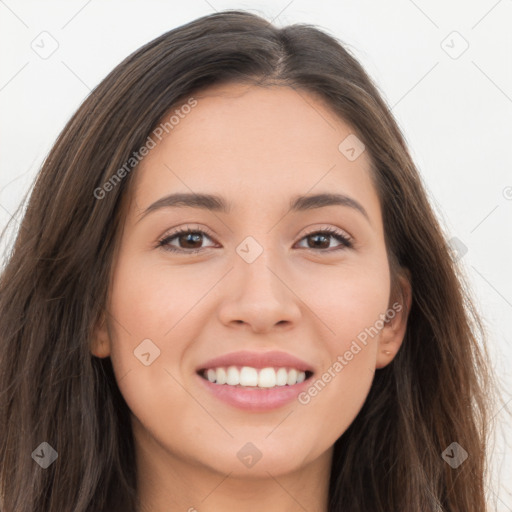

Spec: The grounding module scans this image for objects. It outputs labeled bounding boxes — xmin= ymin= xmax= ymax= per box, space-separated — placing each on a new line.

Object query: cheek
xmin=105 ymin=255 xmax=197 ymax=454
xmin=295 ymin=260 xmax=389 ymax=430
xmin=295 ymin=349 xmax=375 ymax=451
xmin=105 ymin=254 xmax=191 ymax=397
xmin=107 ymin=246 xmax=217 ymax=356
xmin=304 ymin=256 xmax=391 ymax=345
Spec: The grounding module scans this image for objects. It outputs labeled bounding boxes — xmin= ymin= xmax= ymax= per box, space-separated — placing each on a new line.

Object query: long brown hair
xmin=0 ymin=10 xmax=505 ymax=511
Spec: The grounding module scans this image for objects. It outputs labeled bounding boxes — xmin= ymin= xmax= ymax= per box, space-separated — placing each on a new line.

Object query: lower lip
xmin=197 ymin=374 xmax=312 ymax=411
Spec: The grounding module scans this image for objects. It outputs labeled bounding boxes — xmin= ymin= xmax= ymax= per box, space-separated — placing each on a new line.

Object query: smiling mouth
xmin=198 ymin=366 xmax=314 ymax=389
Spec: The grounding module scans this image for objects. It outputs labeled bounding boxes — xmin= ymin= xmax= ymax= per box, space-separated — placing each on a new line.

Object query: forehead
xmin=130 ymin=82 xmax=379 ymax=221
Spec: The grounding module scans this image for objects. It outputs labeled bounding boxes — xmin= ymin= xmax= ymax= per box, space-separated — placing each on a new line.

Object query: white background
xmin=1 ymin=0 xmax=511 ymax=508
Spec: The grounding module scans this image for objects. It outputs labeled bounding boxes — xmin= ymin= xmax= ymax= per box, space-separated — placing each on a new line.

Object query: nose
xmin=217 ymin=251 xmax=302 ymax=334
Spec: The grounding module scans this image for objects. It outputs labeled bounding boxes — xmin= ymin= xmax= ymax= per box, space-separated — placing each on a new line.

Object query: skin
xmin=92 ymin=82 xmax=411 ymax=512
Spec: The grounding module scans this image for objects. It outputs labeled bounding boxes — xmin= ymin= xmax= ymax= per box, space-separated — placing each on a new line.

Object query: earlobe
xmin=90 ymin=312 xmax=112 ymax=359
xmin=375 ymin=272 xmax=412 ymax=370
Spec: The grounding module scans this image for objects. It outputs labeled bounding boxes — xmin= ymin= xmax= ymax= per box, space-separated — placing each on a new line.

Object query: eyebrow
xmin=137 ymin=192 xmax=370 ymax=223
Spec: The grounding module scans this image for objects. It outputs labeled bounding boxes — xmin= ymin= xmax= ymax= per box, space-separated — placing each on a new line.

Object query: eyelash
xmin=156 ymin=225 xmax=353 ymax=254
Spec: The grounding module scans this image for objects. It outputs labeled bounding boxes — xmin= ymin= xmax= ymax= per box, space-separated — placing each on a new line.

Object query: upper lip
xmin=197 ymin=350 xmax=314 ymax=373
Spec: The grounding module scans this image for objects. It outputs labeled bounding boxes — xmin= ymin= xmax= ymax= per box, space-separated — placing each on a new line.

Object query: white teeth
xmin=258 ymin=367 xmax=276 ymax=388
xmin=276 ymin=368 xmax=288 ymax=386
xmin=226 ymin=366 xmax=240 ymax=385
xmin=286 ymin=368 xmax=298 ymax=386
xmin=216 ymin=367 xmax=227 ymax=385
xmin=240 ymin=366 xmax=258 ymax=386
xmin=202 ymin=366 xmax=308 ymax=388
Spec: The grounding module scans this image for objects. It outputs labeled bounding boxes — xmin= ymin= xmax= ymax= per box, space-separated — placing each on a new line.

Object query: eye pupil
xmin=309 ymin=234 xmax=329 ymax=249
xmin=181 ymin=232 xmax=202 ymax=248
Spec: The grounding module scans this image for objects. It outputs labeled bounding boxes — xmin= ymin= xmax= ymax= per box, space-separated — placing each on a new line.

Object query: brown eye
xmin=306 ymin=233 xmax=330 ymax=249
xmin=158 ymin=229 xmax=216 ymax=254
xmin=297 ymin=228 xmax=353 ymax=251
xmin=177 ymin=232 xmax=204 ymax=249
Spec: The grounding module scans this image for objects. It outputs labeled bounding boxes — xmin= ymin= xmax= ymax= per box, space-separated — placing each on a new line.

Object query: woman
xmin=0 ymin=9 xmax=502 ymax=512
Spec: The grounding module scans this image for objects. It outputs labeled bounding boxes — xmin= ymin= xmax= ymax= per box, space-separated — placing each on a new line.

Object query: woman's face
xmin=93 ymin=83 xmax=409 ymax=478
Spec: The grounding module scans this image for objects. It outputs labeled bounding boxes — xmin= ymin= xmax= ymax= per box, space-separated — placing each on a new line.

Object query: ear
xmin=90 ymin=310 xmax=112 ymax=359
xmin=375 ymin=270 xmax=412 ymax=370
